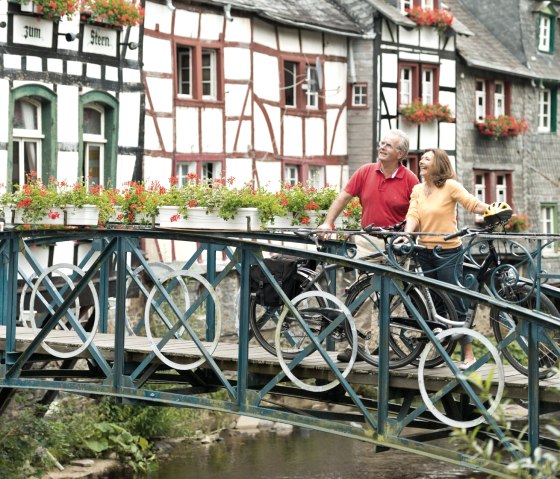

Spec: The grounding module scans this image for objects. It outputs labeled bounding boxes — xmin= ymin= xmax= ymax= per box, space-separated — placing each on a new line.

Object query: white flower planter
xmin=14 ymin=208 xmax=65 ymax=225
xmin=65 ymin=205 xmax=100 ymax=226
xmin=157 ymin=206 xmax=190 ymax=228
xmin=183 ymin=207 xmax=261 ymax=231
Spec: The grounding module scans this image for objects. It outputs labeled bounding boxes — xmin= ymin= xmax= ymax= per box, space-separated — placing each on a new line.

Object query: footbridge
xmin=0 ymin=227 xmax=559 ymax=477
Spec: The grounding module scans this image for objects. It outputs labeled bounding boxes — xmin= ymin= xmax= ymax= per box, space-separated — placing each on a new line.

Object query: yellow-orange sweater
xmin=406 ymin=179 xmax=480 ymax=249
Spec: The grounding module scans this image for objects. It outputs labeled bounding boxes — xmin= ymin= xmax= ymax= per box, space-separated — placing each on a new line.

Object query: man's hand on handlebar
xmin=316 ymin=222 xmax=336 ymax=240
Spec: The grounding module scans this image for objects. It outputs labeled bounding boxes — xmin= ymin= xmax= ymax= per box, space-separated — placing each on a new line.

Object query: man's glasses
xmin=378 ymin=141 xmax=395 ymax=150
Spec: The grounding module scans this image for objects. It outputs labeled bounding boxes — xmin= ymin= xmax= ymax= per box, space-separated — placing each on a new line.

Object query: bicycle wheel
xmin=344 ymin=276 xmax=429 ymax=368
xmin=491 ymin=284 xmax=560 ymax=378
xmin=411 ymin=287 xmax=459 ymax=369
xmin=249 ymin=270 xmax=329 ymax=357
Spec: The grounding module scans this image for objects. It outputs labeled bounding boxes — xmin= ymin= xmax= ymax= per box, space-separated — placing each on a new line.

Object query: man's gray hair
xmin=390 ymin=129 xmax=410 ymax=156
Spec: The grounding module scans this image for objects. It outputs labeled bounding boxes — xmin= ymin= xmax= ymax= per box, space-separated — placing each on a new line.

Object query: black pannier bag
xmin=250 ymin=255 xmax=299 ymax=307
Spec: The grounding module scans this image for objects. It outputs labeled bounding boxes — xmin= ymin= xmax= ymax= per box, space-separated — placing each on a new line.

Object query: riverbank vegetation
xmin=0 ymin=391 xmax=233 ymax=478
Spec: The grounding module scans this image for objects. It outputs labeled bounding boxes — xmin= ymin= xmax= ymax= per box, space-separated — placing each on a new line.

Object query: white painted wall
xmin=252 ymin=52 xmax=280 ymax=103
xmin=224 ymin=47 xmax=251 ymax=81
xmin=305 ymin=117 xmax=325 ymax=156
xmin=278 ymin=27 xmax=300 ymax=52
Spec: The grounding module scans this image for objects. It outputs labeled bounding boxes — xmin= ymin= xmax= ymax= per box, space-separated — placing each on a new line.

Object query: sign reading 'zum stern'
xmin=82 ymin=24 xmax=118 ymax=56
xmin=13 ymin=15 xmax=54 ymax=48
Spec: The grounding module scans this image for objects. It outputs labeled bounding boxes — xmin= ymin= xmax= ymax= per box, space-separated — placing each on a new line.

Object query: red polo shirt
xmin=344 ymin=162 xmax=419 ymax=228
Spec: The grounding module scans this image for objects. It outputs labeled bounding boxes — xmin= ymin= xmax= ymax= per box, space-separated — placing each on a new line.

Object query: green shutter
xmin=552 ymin=87 xmax=557 ymax=133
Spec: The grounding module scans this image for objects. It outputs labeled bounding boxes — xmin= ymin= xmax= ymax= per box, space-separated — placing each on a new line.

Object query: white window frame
xmin=474 ymin=173 xmax=486 ymax=222
xmin=283 ymin=61 xmax=298 ymax=108
xmin=201 ymin=48 xmax=217 ymax=100
xmin=400 ymin=0 xmax=413 ymax=14
xmin=422 ymin=68 xmax=434 ymax=105
xmin=541 ymin=204 xmax=558 ymax=255
xmin=421 ymin=0 xmax=434 ymax=10
xmin=494 ymin=81 xmax=505 ymax=116
xmin=12 ymin=98 xmax=43 ymax=185
xmin=352 ymin=84 xmax=367 ymax=107
xmin=308 ymin=166 xmax=325 ymax=189
xmin=83 ymin=104 xmax=106 ymax=187
xmin=400 ymin=67 xmax=412 ymax=106
xmin=176 ymin=162 xmax=196 ymax=186
xmin=285 ymin=165 xmax=299 ymax=186
xmin=475 ymin=80 xmax=486 ymax=122
xmin=178 ymin=47 xmax=192 ymax=97
xmin=305 ymin=65 xmax=319 ymax=109
xmin=202 ymin=161 xmax=222 ymax=181
xmin=538 ymin=15 xmax=551 ymax=52
xmin=495 ymin=175 xmax=507 ymax=203
xmin=538 ymin=88 xmax=551 ymax=133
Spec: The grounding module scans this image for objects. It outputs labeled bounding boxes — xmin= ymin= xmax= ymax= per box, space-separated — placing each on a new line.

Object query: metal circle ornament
xmin=275 ymin=290 xmax=357 ymax=392
xmin=144 ymin=270 xmax=221 ymax=371
xmin=29 ymin=263 xmax=100 ymax=359
xmin=417 ymin=328 xmax=505 ymax=429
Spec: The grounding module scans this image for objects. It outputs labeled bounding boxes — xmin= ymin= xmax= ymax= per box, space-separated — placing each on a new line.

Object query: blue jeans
xmin=417 ymin=246 xmax=471 ymax=346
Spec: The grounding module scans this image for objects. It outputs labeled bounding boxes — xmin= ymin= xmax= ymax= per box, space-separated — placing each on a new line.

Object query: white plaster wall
xmin=0 ymin=151 xmax=7 ymax=190
xmin=282 ymin=115 xmax=303 ymax=157
xmin=119 ymin=92 xmax=141 ymax=147
xmin=253 ymin=19 xmax=277 ymax=50
xmin=225 ymin=157 xmax=252 ymax=184
xmin=439 ymin=122 xmax=456 ymax=151
xmin=419 ymin=121 xmax=438 ymax=150
xmin=144 ymin=116 xmax=162 ymax=151
xmin=117 ymin=154 xmax=137 ymax=186
xmin=201 ymin=109 xmax=224 ymax=153
xmin=381 ymin=53 xmax=398 ymax=83
xmin=225 ymin=83 xmax=251 ymax=117
xmin=381 ymin=22 xmax=397 ymax=43
xmin=200 ymin=12 xmax=224 ymax=41
xmin=145 ymin=1 xmax=173 ymax=35
xmin=57 ymin=151 xmax=78 ymax=183
xmin=0 ymin=79 xmax=10 ymax=143
xmin=57 ymin=85 xmax=79 ymax=143
xmin=301 ymin=30 xmax=323 ymax=55
xmin=224 ymin=47 xmax=251 ymax=81
xmin=143 ymin=36 xmax=172 ymax=73
xmin=265 ymin=104 xmax=281 ymax=153
xmin=256 ymin=161 xmax=282 ymax=190
xmin=146 ymin=77 xmax=174 ymax=113
xmin=443 ymin=35 xmax=455 ymax=52
xmin=224 ymin=16 xmax=251 ymax=43
xmin=174 ymin=9 xmax=199 ymax=38
xmin=144 ymin=155 xmax=172 ymax=184
xmin=252 ymin=52 xmax=280 ymax=102
xmin=278 ymin=27 xmax=300 ymax=53
xmin=157 ymin=117 xmax=174 ymax=152
xmin=323 ymin=61 xmax=347 ymax=106
xmin=253 ymin=103 xmax=277 ymax=153
xmin=419 ymin=53 xmax=439 ymax=64
xmin=327 ymin=108 xmax=346 ymax=156
xmin=326 ymin=164 xmax=347 ymax=190
xmin=383 ymin=87 xmax=398 ymax=116
xmin=324 ymin=34 xmax=346 ymax=57
xmin=305 ymin=117 xmax=325 ymax=156
xmin=419 ymin=27 xmax=439 ymax=49
xmin=400 ymin=51 xmax=420 ymax=62
xmin=226 ymin=120 xmax=252 ymax=153
xmin=398 ymin=121 xmax=418 ymax=148
xmin=439 ymin=59 xmax=456 ymax=88
xmin=399 ymin=27 xmax=419 ymax=46
xmin=439 ymin=90 xmax=456 ymax=115
xmin=175 ymin=108 xmax=199 ymax=153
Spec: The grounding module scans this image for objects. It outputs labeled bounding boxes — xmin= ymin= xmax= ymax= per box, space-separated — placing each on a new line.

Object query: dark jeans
xmin=417 ymin=246 xmax=471 ymax=346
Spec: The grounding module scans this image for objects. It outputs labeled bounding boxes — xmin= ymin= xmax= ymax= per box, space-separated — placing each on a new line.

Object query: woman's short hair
xmin=426 ymin=148 xmax=456 ymax=188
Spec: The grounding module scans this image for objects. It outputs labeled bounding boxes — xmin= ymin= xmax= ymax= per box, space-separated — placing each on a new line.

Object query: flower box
xmin=475 ymin=115 xmax=529 ymax=139
xmin=65 ymin=204 xmax=99 ymax=226
xmin=184 ymin=207 xmax=261 ymax=231
xmin=406 ymin=6 xmax=454 ymax=33
xmin=399 ymin=99 xmax=454 ymax=124
xmin=17 ymin=0 xmax=78 ymax=20
xmin=14 ymin=207 xmax=64 ymax=225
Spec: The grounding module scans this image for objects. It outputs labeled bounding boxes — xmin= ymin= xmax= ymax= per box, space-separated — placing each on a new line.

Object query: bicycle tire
xmin=344 ymin=276 xmax=429 ymax=368
xmin=248 ymin=270 xmax=329 ymax=357
xmin=491 ymin=284 xmax=560 ymax=379
xmin=410 ymin=287 xmax=459 ymax=369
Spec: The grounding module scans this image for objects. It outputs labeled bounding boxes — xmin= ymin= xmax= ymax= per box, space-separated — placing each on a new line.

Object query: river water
xmin=139 ymin=428 xmax=486 ymax=479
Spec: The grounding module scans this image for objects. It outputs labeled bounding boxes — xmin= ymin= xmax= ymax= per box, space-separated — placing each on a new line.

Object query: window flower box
xmin=399 ymin=99 xmax=455 ymax=124
xmin=17 ymin=0 xmax=78 ymax=20
xmin=406 ymin=6 xmax=454 ymax=33
xmin=80 ymin=0 xmax=144 ymax=28
xmin=475 ymin=115 xmax=529 ymax=139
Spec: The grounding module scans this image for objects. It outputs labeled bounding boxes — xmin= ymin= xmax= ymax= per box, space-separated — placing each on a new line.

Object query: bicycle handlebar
xmin=443 ymin=224 xmax=496 ymax=241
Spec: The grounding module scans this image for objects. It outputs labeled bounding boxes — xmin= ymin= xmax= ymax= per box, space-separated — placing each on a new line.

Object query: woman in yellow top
xmin=403 ymin=148 xmax=489 ymax=370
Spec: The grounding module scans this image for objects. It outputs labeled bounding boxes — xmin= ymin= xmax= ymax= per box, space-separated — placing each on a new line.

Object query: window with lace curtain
xmin=12 ymin=98 xmax=43 ymax=186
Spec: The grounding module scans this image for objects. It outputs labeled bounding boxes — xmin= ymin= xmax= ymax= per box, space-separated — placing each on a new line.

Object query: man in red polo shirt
xmin=317 ymin=129 xmax=419 ymax=362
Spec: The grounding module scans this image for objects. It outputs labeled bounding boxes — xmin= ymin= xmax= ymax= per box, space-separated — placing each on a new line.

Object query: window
xmin=473 ymin=170 xmax=513 ymax=205
xmin=350 ymin=83 xmax=368 ymax=107
xmin=202 ymin=161 xmax=222 ymax=181
xmin=494 ymin=81 xmax=505 ymax=116
xmin=400 ymin=0 xmax=440 ymax=13
xmin=538 ymin=14 xmax=554 ymax=53
xmin=475 ymin=80 xmax=486 ymax=122
xmin=400 ymin=0 xmax=413 ymax=14
xmin=282 ymin=59 xmax=323 ymax=110
xmin=80 ymin=91 xmax=118 ymax=187
xmin=398 ymin=63 xmax=439 ymax=107
xmin=12 ymin=98 xmax=43 ymax=186
xmin=421 ymin=0 xmax=434 ymax=10
xmin=308 ymin=166 xmax=325 ymax=189
xmin=176 ymin=162 xmax=196 ymax=185
xmin=402 ymin=155 xmax=420 ymax=177
xmin=541 ymin=203 xmax=558 ymax=254
xmin=83 ymin=104 xmax=106 ymax=187
xmin=284 ymin=165 xmax=299 ymax=186
xmin=177 ymin=45 xmax=221 ymax=101
xmin=538 ymin=88 xmax=551 ymax=132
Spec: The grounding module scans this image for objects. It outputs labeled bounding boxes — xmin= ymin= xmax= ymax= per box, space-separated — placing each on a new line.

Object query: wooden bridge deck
xmin=1 ymin=325 xmax=559 ymax=404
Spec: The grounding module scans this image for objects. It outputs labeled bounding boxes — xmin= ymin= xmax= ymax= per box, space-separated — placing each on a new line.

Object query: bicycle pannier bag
xmin=250 ymin=255 xmax=299 ymax=307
